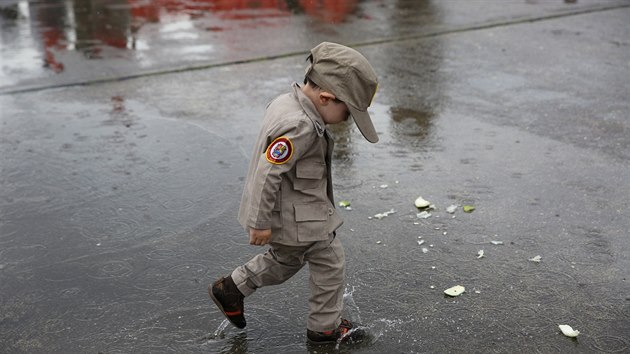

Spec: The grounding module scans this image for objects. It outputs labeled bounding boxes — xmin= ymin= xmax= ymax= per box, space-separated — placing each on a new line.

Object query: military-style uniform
xmin=219 ymin=42 xmax=379 ymax=337
xmin=231 ymin=83 xmax=345 ymax=332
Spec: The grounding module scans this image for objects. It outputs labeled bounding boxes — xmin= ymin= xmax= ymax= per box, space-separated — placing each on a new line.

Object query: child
xmin=209 ymin=42 xmax=378 ymax=343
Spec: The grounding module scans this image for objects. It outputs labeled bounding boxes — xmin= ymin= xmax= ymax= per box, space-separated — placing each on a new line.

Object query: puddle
xmin=0 ymin=0 xmax=363 ymax=89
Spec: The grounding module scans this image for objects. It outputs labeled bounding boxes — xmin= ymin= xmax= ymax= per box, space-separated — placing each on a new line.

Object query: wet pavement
xmin=1 ymin=0 xmax=630 ymax=353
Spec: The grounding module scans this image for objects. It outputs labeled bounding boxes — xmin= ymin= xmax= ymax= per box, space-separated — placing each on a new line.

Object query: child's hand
xmin=249 ymin=228 xmax=272 ymax=246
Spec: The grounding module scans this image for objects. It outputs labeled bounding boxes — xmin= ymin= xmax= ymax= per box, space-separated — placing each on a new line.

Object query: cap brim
xmin=348 ymin=105 xmax=378 ymax=143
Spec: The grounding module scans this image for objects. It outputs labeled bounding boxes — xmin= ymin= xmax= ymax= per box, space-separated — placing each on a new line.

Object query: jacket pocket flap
xmin=294 ymin=203 xmax=328 ymax=222
xmin=296 ymin=161 xmax=325 ymax=180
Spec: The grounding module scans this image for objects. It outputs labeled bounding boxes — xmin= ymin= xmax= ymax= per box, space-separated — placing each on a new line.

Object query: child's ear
xmin=319 ymin=92 xmax=336 ymax=105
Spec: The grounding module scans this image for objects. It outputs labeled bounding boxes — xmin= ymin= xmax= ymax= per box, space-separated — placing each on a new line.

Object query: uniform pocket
xmin=294 ymin=202 xmax=329 ymax=242
xmin=294 ymin=160 xmax=325 ymax=191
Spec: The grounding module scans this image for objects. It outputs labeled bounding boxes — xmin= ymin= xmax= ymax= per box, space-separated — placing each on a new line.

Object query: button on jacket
xmin=238 ymin=83 xmax=343 ymax=246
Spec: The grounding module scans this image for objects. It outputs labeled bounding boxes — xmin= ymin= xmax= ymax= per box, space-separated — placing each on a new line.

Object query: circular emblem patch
xmin=265 ymin=136 xmax=293 ymax=165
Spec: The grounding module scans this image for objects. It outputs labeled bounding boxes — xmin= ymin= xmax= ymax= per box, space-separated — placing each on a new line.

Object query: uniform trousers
xmin=231 ymin=235 xmax=345 ymax=332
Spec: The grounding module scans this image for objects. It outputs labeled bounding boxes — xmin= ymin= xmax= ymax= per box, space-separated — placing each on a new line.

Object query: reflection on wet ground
xmin=0 ymin=0 xmax=361 ymax=89
xmin=2 ymin=0 xmax=358 ymax=61
xmin=2 ymin=0 xmax=623 ymax=93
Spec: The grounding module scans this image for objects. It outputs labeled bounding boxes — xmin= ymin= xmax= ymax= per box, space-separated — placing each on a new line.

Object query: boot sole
xmin=208 ymin=285 xmax=246 ymax=329
xmin=307 ymin=337 xmax=338 ymax=344
xmin=307 ymin=328 xmax=368 ymax=344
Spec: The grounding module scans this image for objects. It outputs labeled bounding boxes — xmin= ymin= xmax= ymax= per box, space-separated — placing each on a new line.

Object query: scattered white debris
xmin=558 ymin=324 xmax=579 ymax=338
xmin=96 ymin=243 xmax=101 ymax=246
xmin=395 ymin=180 xmax=399 ymax=184
xmin=443 ymin=231 xmax=448 ymax=236
xmin=380 ymin=184 xmax=388 ymax=189
xmin=429 ymin=244 xmax=434 ymax=248
xmin=414 ymin=196 xmax=431 ymax=209
xmin=446 ymin=205 xmax=458 ymax=214
xmin=477 ymin=250 xmax=485 ymax=259
xmin=350 ymin=229 xmax=355 ymax=232
xmin=417 ymin=240 xmax=425 ymax=246
xmin=376 ymin=241 xmax=382 ymax=244
xmin=490 ymin=240 xmax=504 ymax=245
xmin=422 ymin=247 xmax=429 ymax=254
xmin=373 ymin=209 xmax=396 ymax=219
xmin=474 ymin=290 xmax=481 ymax=294
xmin=529 ymin=255 xmax=542 ymax=263
xmin=431 ymin=266 xmax=436 ymax=270
xmin=430 ymin=285 xmax=435 ymax=289
xmin=417 ymin=211 xmax=432 ymax=219
xmin=444 ymin=285 xmax=465 ymax=297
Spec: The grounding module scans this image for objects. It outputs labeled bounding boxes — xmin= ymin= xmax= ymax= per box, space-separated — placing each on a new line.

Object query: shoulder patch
xmin=265 ymin=136 xmax=293 ymax=165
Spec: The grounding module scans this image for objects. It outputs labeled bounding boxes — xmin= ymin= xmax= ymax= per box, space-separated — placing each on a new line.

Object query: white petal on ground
xmin=374 ymin=209 xmax=396 ymax=219
xmin=414 ymin=196 xmax=431 ymax=208
xmin=477 ymin=250 xmax=485 ymax=259
xmin=446 ymin=205 xmax=458 ymax=214
xmin=444 ymin=285 xmax=465 ymax=297
xmin=417 ymin=211 xmax=432 ymax=219
xmin=558 ymin=324 xmax=580 ymax=337
xmin=529 ymin=255 xmax=542 ymax=262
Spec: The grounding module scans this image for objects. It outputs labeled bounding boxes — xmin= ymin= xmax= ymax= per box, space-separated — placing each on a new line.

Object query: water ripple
xmin=88 ymin=260 xmax=134 ymax=279
xmin=590 ymin=336 xmax=629 ymax=353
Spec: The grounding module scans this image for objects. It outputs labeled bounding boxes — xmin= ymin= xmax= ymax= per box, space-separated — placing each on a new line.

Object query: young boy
xmin=209 ymin=42 xmax=378 ymax=343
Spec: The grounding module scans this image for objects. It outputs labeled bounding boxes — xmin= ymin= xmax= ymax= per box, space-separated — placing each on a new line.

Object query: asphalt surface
xmin=1 ymin=1 xmax=629 ymax=353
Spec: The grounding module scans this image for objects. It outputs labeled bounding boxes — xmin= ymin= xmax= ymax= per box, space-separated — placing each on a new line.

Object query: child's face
xmin=320 ymin=98 xmax=350 ymax=125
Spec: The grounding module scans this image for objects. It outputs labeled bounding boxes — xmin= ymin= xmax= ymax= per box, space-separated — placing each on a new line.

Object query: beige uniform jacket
xmin=238 ymin=83 xmax=343 ymax=246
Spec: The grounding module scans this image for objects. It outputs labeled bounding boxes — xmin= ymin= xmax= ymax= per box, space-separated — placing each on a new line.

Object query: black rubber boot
xmin=208 ymin=275 xmax=246 ymax=329
xmin=307 ymin=318 xmax=367 ymax=344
